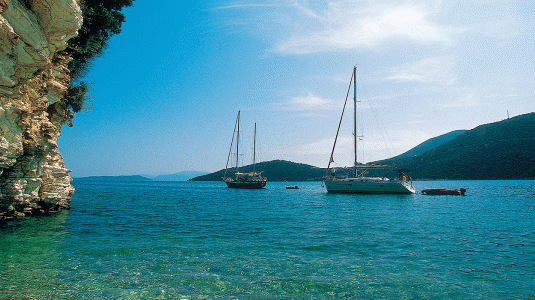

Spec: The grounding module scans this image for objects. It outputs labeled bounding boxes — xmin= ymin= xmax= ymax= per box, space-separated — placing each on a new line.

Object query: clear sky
xmin=58 ymin=0 xmax=535 ymax=177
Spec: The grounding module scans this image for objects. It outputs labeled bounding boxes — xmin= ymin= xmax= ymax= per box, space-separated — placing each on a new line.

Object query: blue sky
xmin=59 ymin=0 xmax=535 ymax=177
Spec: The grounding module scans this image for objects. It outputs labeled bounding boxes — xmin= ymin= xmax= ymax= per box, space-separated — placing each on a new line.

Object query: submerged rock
xmin=0 ymin=0 xmax=82 ymax=221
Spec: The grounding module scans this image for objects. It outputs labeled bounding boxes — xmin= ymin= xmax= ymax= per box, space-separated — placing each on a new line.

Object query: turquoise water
xmin=1 ymin=180 xmax=534 ymax=299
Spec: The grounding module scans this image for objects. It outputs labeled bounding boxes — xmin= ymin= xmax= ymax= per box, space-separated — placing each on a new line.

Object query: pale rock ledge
xmin=0 ymin=0 xmax=82 ymax=221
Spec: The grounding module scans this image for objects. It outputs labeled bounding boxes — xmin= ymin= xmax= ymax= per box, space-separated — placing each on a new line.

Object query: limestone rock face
xmin=0 ymin=0 xmax=82 ymax=221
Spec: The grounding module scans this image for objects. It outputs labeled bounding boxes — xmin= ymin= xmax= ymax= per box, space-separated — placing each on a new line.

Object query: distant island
xmin=191 ymin=112 xmax=535 ymax=181
xmin=152 ymin=171 xmax=208 ymax=181
xmin=74 ymin=171 xmax=209 ymax=182
xmin=75 ymin=113 xmax=535 ymax=182
xmin=190 ymin=160 xmax=326 ymax=182
xmin=74 ymin=175 xmax=152 ymax=182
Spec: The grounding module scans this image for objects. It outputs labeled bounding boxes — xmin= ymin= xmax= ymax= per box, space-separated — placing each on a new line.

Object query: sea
xmin=1 ymin=180 xmax=534 ymax=299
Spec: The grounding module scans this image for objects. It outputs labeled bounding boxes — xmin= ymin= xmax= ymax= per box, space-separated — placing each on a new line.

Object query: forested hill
xmin=392 ymin=130 xmax=467 ymax=159
xmin=189 ymin=160 xmax=326 ymax=182
xmin=377 ymin=113 xmax=535 ymax=179
xmin=191 ymin=113 xmax=534 ymax=181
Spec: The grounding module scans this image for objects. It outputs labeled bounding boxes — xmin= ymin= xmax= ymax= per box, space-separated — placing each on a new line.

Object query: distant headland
xmin=191 ymin=112 xmax=535 ymax=181
xmin=72 ymin=113 xmax=535 ymax=183
xmin=74 ymin=175 xmax=152 ymax=182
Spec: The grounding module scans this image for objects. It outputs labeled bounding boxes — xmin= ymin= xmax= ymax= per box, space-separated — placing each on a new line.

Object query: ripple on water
xmin=1 ymin=180 xmax=534 ymax=298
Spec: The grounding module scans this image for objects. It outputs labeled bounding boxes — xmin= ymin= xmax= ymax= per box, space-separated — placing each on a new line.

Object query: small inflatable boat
xmin=421 ymin=188 xmax=466 ymax=196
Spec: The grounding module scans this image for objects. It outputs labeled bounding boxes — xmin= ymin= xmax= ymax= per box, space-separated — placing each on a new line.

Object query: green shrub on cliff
xmin=63 ymin=81 xmax=90 ymax=113
xmin=62 ymin=0 xmax=134 ymax=113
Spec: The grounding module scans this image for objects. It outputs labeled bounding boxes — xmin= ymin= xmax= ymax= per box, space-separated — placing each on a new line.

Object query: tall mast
xmin=236 ymin=111 xmax=240 ymax=178
xmin=253 ymin=123 xmax=256 ymax=173
xmin=224 ymin=111 xmax=240 ymax=179
xmin=353 ymin=66 xmax=358 ymax=177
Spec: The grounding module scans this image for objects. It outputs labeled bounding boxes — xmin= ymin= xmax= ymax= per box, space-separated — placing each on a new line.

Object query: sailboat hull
xmin=325 ymin=178 xmax=415 ymax=194
xmin=225 ymin=180 xmax=267 ymax=189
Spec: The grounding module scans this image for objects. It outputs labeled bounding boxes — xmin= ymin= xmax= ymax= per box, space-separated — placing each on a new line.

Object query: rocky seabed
xmin=0 ymin=0 xmax=82 ymax=221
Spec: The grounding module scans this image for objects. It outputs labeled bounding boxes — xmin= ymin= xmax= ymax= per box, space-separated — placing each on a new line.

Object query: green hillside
xmin=189 ymin=160 xmax=326 ymax=182
xmin=191 ymin=113 xmax=535 ymax=181
xmin=392 ymin=130 xmax=467 ymax=159
xmin=377 ymin=113 xmax=535 ymax=179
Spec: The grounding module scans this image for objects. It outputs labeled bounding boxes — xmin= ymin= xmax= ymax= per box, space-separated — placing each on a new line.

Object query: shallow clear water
xmin=1 ymin=180 xmax=534 ymax=299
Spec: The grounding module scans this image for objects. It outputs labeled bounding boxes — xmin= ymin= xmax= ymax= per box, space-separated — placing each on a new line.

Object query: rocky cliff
xmin=0 ymin=0 xmax=82 ymax=221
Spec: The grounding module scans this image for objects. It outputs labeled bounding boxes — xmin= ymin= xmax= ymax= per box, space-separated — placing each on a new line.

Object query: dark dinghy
xmin=421 ymin=188 xmax=467 ymax=196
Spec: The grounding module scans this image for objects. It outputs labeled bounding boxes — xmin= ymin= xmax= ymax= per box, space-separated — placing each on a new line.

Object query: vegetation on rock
xmin=61 ymin=0 xmax=134 ymax=113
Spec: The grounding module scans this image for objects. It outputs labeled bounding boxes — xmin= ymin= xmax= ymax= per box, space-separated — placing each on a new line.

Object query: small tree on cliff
xmin=61 ymin=0 xmax=134 ymax=113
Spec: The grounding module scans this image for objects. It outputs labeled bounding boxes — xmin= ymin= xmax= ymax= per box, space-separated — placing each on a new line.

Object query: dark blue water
xmin=1 ymin=180 xmax=534 ymax=299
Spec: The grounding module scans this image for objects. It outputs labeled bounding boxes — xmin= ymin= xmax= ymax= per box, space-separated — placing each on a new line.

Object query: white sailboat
xmin=223 ymin=111 xmax=267 ymax=189
xmin=323 ymin=66 xmax=416 ymax=194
